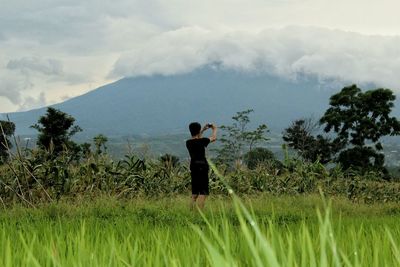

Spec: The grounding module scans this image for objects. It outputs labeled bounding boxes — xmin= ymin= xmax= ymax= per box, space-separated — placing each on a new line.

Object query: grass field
xmin=1 ymin=194 xmax=400 ymax=266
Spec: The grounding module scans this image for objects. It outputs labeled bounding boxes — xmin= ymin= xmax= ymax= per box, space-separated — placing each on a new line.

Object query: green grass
xmin=1 ymin=194 xmax=400 ymax=266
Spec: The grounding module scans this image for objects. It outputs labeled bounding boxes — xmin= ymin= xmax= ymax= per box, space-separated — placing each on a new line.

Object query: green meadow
xmin=1 ymin=194 xmax=400 ymax=267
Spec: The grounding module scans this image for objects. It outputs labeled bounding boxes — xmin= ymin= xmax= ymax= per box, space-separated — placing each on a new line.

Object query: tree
xmin=243 ymin=147 xmax=281 ymax=170
xmin=320 ymin=85 xmax=400 ymax=174
xmin=282 ymin=119 xmax=343 ymax=164
xmin=215 ymin=109 xmax=269 ymax=165
xmin=93 ymin=134 xmax=108 ymax=155
xmin=283 ymin=119 xmax=317 ymax=159
xmin=0 ymin=120 xmax=15 ymax=163
xmin=31 ymin=107 xmax=82 ymax=154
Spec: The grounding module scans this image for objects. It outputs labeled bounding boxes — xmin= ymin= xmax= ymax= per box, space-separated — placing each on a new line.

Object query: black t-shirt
xmin=186 ymin=137 xmax=210 ymax=164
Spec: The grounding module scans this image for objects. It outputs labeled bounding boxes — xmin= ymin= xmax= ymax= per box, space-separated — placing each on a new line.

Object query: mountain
xmin=2 ymin=68 xmax=391 ymax=138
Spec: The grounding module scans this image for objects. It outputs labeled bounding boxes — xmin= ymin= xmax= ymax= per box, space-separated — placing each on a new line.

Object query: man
xmin=186 ymin=122 xmax=217 ymax=210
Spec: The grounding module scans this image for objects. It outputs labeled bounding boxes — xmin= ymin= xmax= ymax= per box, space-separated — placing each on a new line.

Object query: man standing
xmin=186 ymin=122 xmax=217 ymax=210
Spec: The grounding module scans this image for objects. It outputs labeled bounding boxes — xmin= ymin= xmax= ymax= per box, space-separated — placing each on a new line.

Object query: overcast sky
xmin=1 ymin=0 xmax=400 ymax=112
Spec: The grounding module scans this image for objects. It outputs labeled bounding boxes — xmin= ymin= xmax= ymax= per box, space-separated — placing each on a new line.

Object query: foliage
xmin=215 ymin=109 xmax=269 ymax=166
xmin=282 ymin=119 xmax=343 ymax=164
xmin=93 ymin=134 xmax=108 ymax=155
xmin=1 ymin=105 xmax=400 ymax=206
xmin=320 ymin=85 xmax=400 ymax=174
xmin=159 ymin=153 xmax=180 ymax=168
xmin=2 ymin=141 xmax=400 ymax=205
xmin=0 ymin=120 xmax=15 ymax=163
xmin=243 ymin=147 xmax=281 ymax=170
xmin=80 ymin=142 xmax=92 ymax=158
xmin=31 ymin=107 xmax=82 ymax=154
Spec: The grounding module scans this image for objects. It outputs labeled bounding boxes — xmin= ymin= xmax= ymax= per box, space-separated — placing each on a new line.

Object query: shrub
xmin=243 ymin=147 xmax=282 ymax=170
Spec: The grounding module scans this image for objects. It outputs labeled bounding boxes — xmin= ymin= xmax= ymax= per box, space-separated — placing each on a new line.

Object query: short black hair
xmin=189 ymin=122 xmax=201 ymax=136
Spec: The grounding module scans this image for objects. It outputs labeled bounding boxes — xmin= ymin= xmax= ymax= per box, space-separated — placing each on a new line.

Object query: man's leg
xmin=197 ymin=195 xmax=207 ymax=210
xmin=190 ymin=194 xmax=198 ymax=210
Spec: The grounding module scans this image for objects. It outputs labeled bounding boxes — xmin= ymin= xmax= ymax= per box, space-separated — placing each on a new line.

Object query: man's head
xmin=189 ymin=122 xmax=201 ymax=137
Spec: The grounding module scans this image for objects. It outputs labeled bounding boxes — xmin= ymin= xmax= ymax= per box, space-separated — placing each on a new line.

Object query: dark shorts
xmin=190 ymin=162 xmax=209 ymax=195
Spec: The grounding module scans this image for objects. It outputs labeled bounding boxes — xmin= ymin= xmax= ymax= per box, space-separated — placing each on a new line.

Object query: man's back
xmin=186 ymin=137 xmax=210 ymax=162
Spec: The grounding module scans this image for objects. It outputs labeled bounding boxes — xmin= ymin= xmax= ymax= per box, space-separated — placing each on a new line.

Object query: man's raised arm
xmin=209 ymin=124 xmax=217 ymax=142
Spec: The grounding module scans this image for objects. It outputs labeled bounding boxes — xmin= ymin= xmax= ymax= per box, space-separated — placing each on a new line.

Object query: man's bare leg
xmin=197 ymin=195 xmax=207 ymax=210
xmin=190 ymin=194 xmax=198 ymax=210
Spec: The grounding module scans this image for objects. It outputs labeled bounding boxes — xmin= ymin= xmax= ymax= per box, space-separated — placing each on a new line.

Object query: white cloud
xmin=0 ymin=71 xmax=31 ymax=105
xmin=111 ymin=26 xmax=400 ymax=89
xmin=1 ymin=0 xmax=400 ymax=112
xmin=18 ymin=92 xmax=47 ymax=111
xmin=7 ymin=57 xmax=63 ymax=76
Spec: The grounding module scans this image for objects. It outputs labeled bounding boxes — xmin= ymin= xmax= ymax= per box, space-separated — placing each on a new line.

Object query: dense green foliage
xmin=282 ymin=119 xmax=341 ymax=164
xmin=2 ymin=144 xmax=400 ymax=205
xmin=284 ymin=85 xmax=400 ymax=178
xmin=31 ymin=107 xmax=82 ymax=154
xmin=243 ymin=147 xmax=281 ymax=170
xmin=320 ymin=85 xmax=400 ymax=174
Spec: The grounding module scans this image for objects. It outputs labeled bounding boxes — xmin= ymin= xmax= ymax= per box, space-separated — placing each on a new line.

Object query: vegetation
xmin=93 ymin=134 xmax=108 ymax=155
xmin=1 ymin=195 xmax=400 ymax=266
xmin=214 ymin=109 xmax=269 ymax=166
xmin=1 ymin=86 xmax=400 ymax=266
xmin=31 ymin=107 xmax=82 ymax=154
xmin=283 ymin=85 xmax=400 ymax=179
xmin=282 ymin=118 xmax=341 ymax=164
xmin=2 ymin=141 xmax=400 ymax=205
xmin=321 ymin=85 xmax=400 ymax=175
xmin=0 ymin=119 xmax=15 ymax=163
xmin=1 ymin=90 xmax=400 ymax=205
xmin=243 ymin=147 xmax=282 ymax=170
xmin=159 ymin=153 xmax=180 ymax=168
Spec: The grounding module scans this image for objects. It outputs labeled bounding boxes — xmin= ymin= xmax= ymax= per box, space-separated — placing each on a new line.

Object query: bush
xmin=243 ymin=147 xmax=282 ymax=170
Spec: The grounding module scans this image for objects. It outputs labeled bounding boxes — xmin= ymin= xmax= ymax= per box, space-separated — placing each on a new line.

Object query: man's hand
xmin=201 ymin=124 xmax=209 ymax=134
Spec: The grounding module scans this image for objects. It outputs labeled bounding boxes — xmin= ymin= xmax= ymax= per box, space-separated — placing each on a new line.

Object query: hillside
xmin=2 ymin=68 xmax=386 ymax=137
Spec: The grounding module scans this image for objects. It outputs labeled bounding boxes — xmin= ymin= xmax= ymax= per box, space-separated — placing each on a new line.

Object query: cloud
xmin=1 ymin=57 xmax=60 ymax=109
xmin=111 ymin=26 xmax=400 ymax=89
xmin=0 ymin=71 xmax=32 ymax=105
xmin=1 ymin=0 xmax=400 ymax=112
xmin=18 ymin=92 xmax=47 ymax=111
xmin=7 ymin=57 xmax=63 ymax=76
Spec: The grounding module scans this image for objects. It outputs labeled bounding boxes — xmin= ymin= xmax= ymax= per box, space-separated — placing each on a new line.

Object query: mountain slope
xmin=3 ymin=68 xmax=384 ymax=137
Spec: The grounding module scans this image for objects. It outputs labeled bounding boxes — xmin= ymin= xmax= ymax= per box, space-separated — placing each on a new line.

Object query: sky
xmin=1 ymin=0 xmax=400 ymax=113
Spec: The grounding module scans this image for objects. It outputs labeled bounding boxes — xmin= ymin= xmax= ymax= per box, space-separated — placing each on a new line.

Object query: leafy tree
xmin=283 ymin=119 xmax=316 ymax=158
xmin=93 ymin=134 xmax=108 ymax=155
xmin=282 ymin=119 xmax=343 ymax=164
xmin=320 ymin=85 xmax=400 ymax=174
xmin=0 ymin=120 xmax=15 ymax=163
xmin=215 ymin=109 xmax=269 ymax=165
xmin=243 ymin=147 xmax=281 ymax=170
xmin=31 ymin=107 xmax=82 ymax=154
